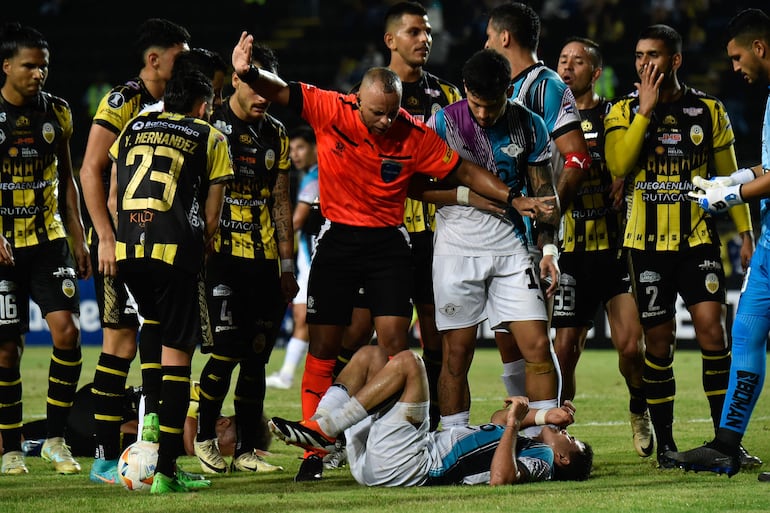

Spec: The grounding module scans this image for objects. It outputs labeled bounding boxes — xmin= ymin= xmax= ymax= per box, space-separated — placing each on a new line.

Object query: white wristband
xmin=456 ymin=186 xmax=470 ymax=206
xmin=542 ymin=244 xmax=559 ymax=259
xmin=731 ymin=168 xmax=755 ymax=185
xmin=280 ymin=258 xmax=295 ymax=274
xmin=534 ymin=408 xmax=549 ymax=426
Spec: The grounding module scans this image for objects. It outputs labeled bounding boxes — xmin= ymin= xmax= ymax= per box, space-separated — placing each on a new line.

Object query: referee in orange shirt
xmin=230 ymin=32 xmax=557 ymax=481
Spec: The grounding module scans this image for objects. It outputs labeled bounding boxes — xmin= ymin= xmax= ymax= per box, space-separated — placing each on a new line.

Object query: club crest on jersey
xmin=501 ymin=142 xmax=523 ymax=158
xmin=690 ymin=125 xmax=704 ymax=146
xmin=42 ymin=123 xmax=55 ymax=144
xmin=381 ymin=160 xmax=402 ymax=183
xmin=107 ymin=92 xmax=125 ymax=109
xmin=264 ymin=149 xmax=276 ymax=169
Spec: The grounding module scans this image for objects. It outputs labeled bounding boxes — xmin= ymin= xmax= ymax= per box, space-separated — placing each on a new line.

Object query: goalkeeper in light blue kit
xmin=665 ymin=8 xmax=770 ymax=481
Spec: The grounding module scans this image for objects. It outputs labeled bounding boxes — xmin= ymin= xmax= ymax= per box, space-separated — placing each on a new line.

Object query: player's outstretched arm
xmin=232 ymin=31 xmax=291 ymax=106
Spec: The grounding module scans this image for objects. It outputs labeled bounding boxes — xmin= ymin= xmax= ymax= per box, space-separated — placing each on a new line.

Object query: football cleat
xmin=323 ymin=436 xmax=347 ymax=469
xmin=41 ymin=437 xmax=81 ymax=474
xmin=150 ymin=471 xmax=191 ymax=494
xmin=269 ymin=417 xmax=336 ymax=454
xmin=1 ymin=451 xmax=28 ymax=474
xmin=656 ymin=443 xmax=678 ymax=469
xmin=663 ymin=442 xmax=740 ymax=477
xmin=176 ymin=467 xmax=212 ymax=488
xmin=194 ymin=438 xmax=228 ymax=474
xmin=231 ymin=451 xmax=283 ymax=473
xmin=629 ymin=410 xmax=654 ymax=457
xmin=738 ymin=445 xmax=762 ymax=469
xmin=89 ymin=458 xmax=120 ymax=484
xmin=294 ymin=454 xmax=323 ymax=482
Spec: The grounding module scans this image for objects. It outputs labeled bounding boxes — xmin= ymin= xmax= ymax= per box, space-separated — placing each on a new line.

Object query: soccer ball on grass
xmin=117 ymin=440 xmax=158 ymax=491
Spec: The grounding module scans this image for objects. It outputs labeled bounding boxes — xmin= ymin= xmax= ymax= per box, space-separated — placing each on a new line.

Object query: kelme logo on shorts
xmin=381 ymin=160 xmax=402 ymax=183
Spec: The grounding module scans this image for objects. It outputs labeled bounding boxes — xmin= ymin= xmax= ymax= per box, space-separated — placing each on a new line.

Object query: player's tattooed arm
xmin=527 ymin=163 xmax=560 ymax=234
xmin=272 ymin=170 xmax=293 ymax=250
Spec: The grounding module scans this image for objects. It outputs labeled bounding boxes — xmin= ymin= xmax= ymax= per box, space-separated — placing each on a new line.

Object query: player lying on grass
xmin=269 ymin=346 xmax=592 ymax=486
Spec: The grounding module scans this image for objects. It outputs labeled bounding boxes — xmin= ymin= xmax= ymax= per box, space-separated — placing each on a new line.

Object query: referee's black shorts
xmin=307 ymin=222 xmax=414 ymax=325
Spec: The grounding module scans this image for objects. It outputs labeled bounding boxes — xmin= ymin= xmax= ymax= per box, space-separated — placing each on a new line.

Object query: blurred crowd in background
xmin=7 ymin=0 xmax=768 ymax=167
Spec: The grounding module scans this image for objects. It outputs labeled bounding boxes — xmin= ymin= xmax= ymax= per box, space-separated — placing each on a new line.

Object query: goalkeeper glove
xmin=688 ymin=184 xmax=744 ymax=214
xmin=692 ymin=168 xmax=754 ymax=190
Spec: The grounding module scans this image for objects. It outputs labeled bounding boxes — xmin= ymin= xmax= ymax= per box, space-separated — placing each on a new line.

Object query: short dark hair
xmin=638 ymin=24 xmax=682 ymax=55
xmin=462 ymin=49 xmax=511 ymax=100
xmin=163 ymin=70 xmax=213 ymax=115
xmin=384 ymin=1 xmax=428 ymax=30
xmin=488 ymin=2 xmax=540 ymax=52
xmin=563 ymin=36 xmax=603 ymax=69
xmin=173 ymin=47 xmax=227 ymax=81
xmin=134 ymin=18 xmax=191 ymax=56
xmin=727 ymin=8 xmax=770 ymax=47
xmin=0 ymin=22 xmax=48 ymax=61
xmin=289 ymin=124 xmax=316 ymax=145
xmin=552 ymin=440 xmax=594 ymax=482
xmin=251 ymin=43 xmax=278 ymax=74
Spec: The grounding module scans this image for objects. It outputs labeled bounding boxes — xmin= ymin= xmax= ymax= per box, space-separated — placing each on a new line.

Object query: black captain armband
xmin=507 ymin=188 xmax=522 ymax=205
xmin=238 ymin=64 xmax=260 ymax=84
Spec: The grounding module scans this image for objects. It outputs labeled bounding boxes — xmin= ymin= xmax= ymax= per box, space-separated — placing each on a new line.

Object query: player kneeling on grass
xmin=269 ymin=346 xmax=592 ymax=486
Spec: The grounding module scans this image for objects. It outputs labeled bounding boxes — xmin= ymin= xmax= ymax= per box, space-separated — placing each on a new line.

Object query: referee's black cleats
xmin=663 ymin=442 xmax=740 ymax=477
xmin=295 ymin=454 xmax=323 ymax=482
xmin=268 ymin=417 xmax=336 ymax=455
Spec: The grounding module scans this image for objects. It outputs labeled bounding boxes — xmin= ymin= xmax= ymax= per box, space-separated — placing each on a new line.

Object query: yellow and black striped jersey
xmin=111 ymin=111 xmax=234 ymax=274
xmin=90 ymin=77 xmax=159 ymax=202
xmin=605 ymin=87 xmax=734 ymax=251
xmin=209 ymin=101 xmax=290 ymax=260
xmin=401 ymin=72 xmax=462 ymax=233
xmin=0 ymin=92 xmax=73 ymax=248
xmin=562 ymin=99 xmax=622 ymax=252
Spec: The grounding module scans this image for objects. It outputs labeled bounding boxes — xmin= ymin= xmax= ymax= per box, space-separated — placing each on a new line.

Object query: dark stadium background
xmin=5 ymin=0 xmax=769 ymax=348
